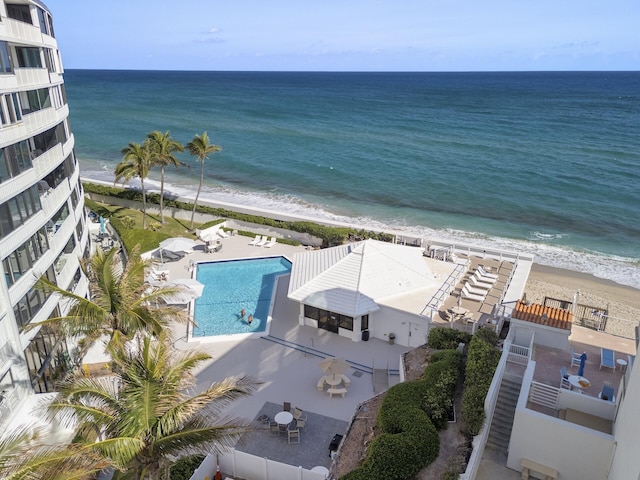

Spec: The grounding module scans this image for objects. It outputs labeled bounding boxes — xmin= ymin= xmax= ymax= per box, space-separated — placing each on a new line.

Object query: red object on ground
xmin=214 ymin=464 xmax=222 ymax=480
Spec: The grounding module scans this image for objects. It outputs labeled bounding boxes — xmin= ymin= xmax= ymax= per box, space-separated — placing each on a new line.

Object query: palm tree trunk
xmin=159 ymin=166 xmax=165 ymax=224
xmin=190 ymin=161 xmax=204 ymax=230
xmin=140 ymin=178 xmax=147 ymax=230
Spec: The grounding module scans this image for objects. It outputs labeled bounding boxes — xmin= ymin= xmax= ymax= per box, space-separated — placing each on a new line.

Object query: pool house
xmin=287 ymin=239 xmax=456 ymax=348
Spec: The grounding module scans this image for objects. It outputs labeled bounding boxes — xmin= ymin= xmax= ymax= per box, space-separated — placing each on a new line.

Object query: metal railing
xmin=528 ymin=381 xmax=560 ymax=410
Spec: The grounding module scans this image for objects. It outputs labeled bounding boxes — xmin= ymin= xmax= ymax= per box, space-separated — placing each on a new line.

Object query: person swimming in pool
xmin=241 ymin=308 xmax=246 ymax=318
xmin=248 ymin=314 xmax=253 ymax=325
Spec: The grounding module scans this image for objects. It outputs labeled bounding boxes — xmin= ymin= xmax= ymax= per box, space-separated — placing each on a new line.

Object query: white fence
xmin=190 ymin=451 xmax=326 ymax=480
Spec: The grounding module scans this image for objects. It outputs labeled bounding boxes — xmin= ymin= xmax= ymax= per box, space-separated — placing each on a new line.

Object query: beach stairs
xmin=485 ymin=374 xmax=523 ymax=462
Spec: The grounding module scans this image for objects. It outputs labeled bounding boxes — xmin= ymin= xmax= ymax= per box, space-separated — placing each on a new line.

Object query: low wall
xmin=190 ymin=451 xmax=326 ymax=480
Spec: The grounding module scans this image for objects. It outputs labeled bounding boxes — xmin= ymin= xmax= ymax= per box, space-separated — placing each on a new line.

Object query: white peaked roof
xmin=287 ymin=239 xmax=438 ymax=317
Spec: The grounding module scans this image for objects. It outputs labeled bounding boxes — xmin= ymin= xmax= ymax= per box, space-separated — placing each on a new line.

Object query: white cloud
xmin=208 ymin=27 xmax=221 ymax=34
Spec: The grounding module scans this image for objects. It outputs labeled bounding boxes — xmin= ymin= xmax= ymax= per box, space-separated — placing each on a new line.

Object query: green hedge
xmin=83 ymin=181 xmax=394 ymax=247
xmin=461 ymin=332 xmax=501 ymax=435
xmin=342 ymin=351 xmax=463 ymax=479
xmin=428 ymin=327 xmax=472 ymax=350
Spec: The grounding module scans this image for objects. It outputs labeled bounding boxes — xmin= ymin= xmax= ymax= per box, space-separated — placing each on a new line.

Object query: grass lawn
xmin=85 ymin=198 xmax=221 ymax=254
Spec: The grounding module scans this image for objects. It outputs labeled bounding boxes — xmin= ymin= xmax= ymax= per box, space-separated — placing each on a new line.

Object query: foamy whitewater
xmin=66 ymin=71 xmax=640 ymax=289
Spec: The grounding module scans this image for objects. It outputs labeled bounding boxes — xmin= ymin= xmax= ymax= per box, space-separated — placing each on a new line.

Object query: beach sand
xmin=524 ymin=264 xmax=640 ymax=338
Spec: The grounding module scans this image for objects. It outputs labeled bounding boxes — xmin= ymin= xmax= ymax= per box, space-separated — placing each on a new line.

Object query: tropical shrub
xmin=428 ymin=327 xmax=472 ymax=350
xmin=461 ymin=333 xmax=501 ymax=435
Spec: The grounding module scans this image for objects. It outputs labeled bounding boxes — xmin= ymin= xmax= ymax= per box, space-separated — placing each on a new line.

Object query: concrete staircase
xmin=486 ymin=374 xmax=522 ymax=456
xmin=372 ymin=368 xmax=389 ymax=394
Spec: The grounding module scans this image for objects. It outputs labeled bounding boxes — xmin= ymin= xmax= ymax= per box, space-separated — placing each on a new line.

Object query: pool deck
xmin=158 ymin=234 xmax=412 ymax=470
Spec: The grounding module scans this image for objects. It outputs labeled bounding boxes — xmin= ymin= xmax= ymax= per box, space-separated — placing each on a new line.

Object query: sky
xmin=42 ymin=0 xmax=639 ymax=72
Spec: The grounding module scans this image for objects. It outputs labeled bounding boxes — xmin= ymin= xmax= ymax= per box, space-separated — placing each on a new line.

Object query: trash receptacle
xmin=388 ymin=332 xmax=395 ymax=345
xmin=362 ymin=329 xmax=370 ymax=341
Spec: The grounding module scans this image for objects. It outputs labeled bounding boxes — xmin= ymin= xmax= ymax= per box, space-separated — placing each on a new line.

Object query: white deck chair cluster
xmin=249 ymin=235 xmax=277 ymax=247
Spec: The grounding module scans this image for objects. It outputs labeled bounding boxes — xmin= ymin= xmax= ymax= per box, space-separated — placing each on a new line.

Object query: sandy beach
xmin=524 ymin=263 xmax=640 ymax=338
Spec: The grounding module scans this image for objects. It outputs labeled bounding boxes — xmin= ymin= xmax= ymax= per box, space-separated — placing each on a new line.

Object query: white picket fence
xmin=190 ymin=450 xmax=327 ymax=480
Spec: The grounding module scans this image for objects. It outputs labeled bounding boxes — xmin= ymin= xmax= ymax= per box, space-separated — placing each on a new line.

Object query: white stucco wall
xmin=369 ymin=305 xmax=429 ymax=348
xmin=510 ymin=319 xmax=570 ymax=350
xmin=608 ymin=361 xmax=640 ymax=480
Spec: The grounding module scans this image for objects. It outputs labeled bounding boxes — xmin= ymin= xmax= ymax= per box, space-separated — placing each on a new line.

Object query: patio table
xmin=323 ymin=375 xmax=342 ymax=387
xmin=568 ymin=375 xmax=591 ymax=392
xmin=274 ymin=411 xmax=293 ymax=426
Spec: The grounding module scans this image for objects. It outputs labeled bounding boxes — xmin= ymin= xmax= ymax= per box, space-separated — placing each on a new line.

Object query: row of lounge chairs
xmin=249 ymin=235 xmax=277 ymax=248
xmin=461 ymin=266 xmax=499 ymax=302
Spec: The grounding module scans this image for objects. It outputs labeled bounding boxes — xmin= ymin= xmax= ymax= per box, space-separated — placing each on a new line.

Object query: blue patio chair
xmin=598 ymin=385 xmax=615 ymax=402
xmin=600 ymin=348 xmax=615 ymax=370
xmin=570 ymin=348 xmax=582 ymax=369
xmin=560 ymin=367 xmax=571 ymax=389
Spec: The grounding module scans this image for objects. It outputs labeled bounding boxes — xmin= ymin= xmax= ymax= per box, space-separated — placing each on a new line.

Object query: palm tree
xmin=185 ymin=132 xmax=221 ymax=230
xmin=34 ymin=246 xmax=187 ymax=353
xmin=146 ymin=131 xmax=185 ymax=224
xmin=47 ymin=332 xmax=259 ymax=480
xmin=0 ymin=424 xmax=110 ymax=480
xmin=116 ymin=142 xmax=152 ymax=229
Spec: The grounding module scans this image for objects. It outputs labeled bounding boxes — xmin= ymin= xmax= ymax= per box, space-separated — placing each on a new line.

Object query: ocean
xmin=64 ymin=70 xmax=640 ymax=288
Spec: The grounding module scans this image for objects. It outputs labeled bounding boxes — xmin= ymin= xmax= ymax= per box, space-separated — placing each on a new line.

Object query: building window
xmin=1 ymin=93 xmax=23 ymax=126
xmin=0 ymin=139 xmax=32 ymax=184
xmin=19 ymin=87 xmax=51 ymax=115
xmin=6 ymin=4 xmax=32 ymax=24
xmin=304 ymin=304 xmax=320 ymax=320
xmin=36 ymin=7 xmax=55 ymax=37
xmin=0 ymin=41 xmax=12 ymax=73
xmin=3 ymin=227 xmax=49 ymax=287
xmin=338 ymin=314 xmax=354 ymax=331
xmin=15 ymin=47 xmax=42 ymax=68
xmin=25 ymin=325 xmax=70 ymax=394
xmin=0 ymin=186 xmax=42 ymax=238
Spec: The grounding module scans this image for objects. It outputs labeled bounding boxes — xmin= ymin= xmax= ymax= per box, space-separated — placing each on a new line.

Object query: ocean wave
xmin=529 ymin=231 xmax=569 ymax=241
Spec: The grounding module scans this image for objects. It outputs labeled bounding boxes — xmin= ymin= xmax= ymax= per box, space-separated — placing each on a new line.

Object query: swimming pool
xmin=192 ymin=256 xmax=292 ymax=338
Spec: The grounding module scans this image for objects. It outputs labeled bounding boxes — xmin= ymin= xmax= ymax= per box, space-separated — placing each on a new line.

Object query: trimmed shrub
xmin=160 ymin=454 xmax=205 ymax=480
xmin=474 ymin=327 xmax=499 ymax=346
xmin=461 ymin=333 xmax=501 ymax=435
xmin=428 ymin=327 xmax=472 ymax=350
xmin=422 ymin=350 xmax=463 ymax=430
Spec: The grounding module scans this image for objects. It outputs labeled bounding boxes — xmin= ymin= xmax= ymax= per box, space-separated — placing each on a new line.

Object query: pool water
xmin=193 ymin=256 xmax=292 ymax=337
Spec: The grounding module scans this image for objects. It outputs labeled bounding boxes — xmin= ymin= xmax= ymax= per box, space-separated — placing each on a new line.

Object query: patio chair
xmin=248 ymin=235 xmax=261 ymax=246
xmin=287 ymin=428 xmax=300 ymax=444
xmin=461 ymin=285 xmax=486 ymax=302
xmin=283 ymin=401 xmax=291 ymax=412
xmin=560 ymin=367 xmax=571 ymax=389
xmin=293 ymin=407 xmax=307 ymax=422
xmin=598 ymin=385 xmax=615 ymax=403
xmin=570 ymin=348 xmax=582 ymax=369
xmin=295 ymin=418 xmax=306 ymax=431
xmin=600 ymin=348 xmax=615 ymax=370
xmin=476 ymin=266 xmax=499 ymax=281
xmin=269 ymin=422 xmax=280 ymax=435
xmin=256 ymin=235 xmax=268 ymax=247
xmin=264 ymin=236 xmax=277 ymax=248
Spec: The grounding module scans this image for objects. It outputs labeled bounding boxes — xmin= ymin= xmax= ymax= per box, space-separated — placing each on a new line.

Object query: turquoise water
xmin=192 ymin=256 xmax=292 ymax=337
xmin=64 ymin=70 xmax=640 ymax=288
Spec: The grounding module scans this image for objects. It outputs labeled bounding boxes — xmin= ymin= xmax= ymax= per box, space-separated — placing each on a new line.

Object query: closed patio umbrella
xmin=578 ymin=352 xmax=587 ymax=377
xmin=319 ymin=357 xmax=349 ymax=377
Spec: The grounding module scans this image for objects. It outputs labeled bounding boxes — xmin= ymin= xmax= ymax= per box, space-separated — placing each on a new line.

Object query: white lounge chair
xmin=464 ymin=282 xmax=488 ymax=297
xmin=477 ymin=266 xmax=499 ymax=281
xmin=461 ymin=285 xmax=485 ymax=302
xmin=468 ymin=275 xmax=493 ymax=290
xmin=248 ymin=235 xmax=261 ymax=246
xmin=264 ymin=236 xmax=277 ymax=248
xmin=256 ymin=235 xmax=268 ymax=247
xmin=217 ymin=229 xmax=229 ymax=238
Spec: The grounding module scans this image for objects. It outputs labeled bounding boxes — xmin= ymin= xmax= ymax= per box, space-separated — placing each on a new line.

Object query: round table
xmin=616 ymin=358 xmax=628 ymax=372
xmin=274 ymin=411 xmax=293 ymax=426
xmin=311 ymin=466 xmax=329 ymax=478
xmin=568 ymin=375 xmax=590 ymax=392
xmin=324 ymin=375 xmax=342 ymax=387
